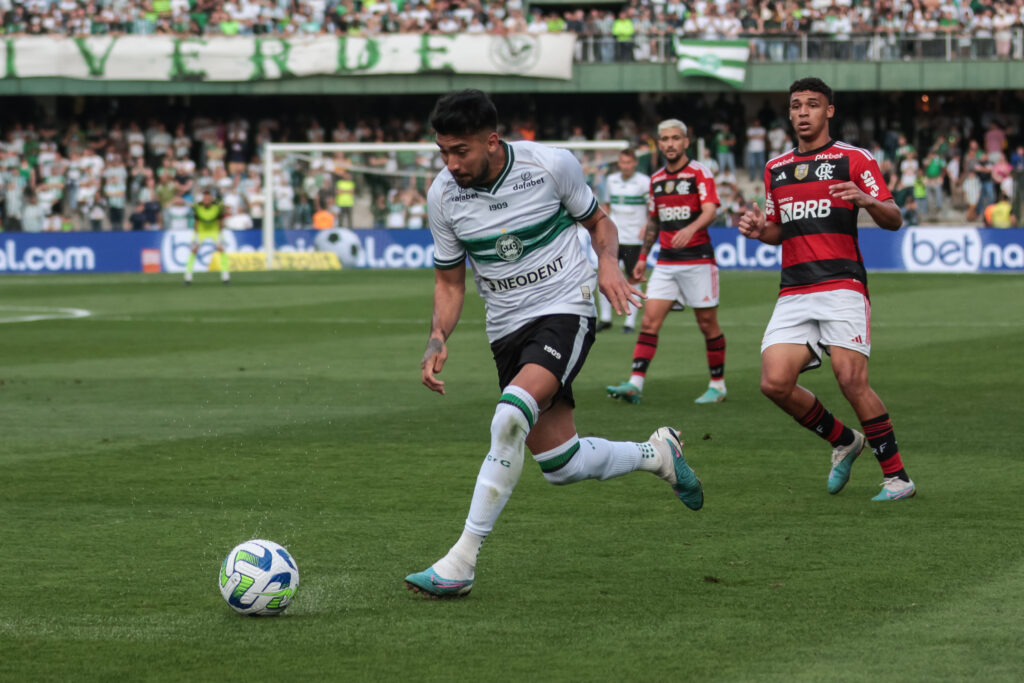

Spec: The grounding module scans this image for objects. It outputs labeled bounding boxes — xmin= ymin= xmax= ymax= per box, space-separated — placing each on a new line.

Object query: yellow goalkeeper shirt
xmin=194 ymin=202 xmax=224 ymax=236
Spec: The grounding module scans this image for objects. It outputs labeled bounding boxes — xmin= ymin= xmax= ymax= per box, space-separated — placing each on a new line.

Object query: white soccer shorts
xmin=646 ymin=263 xmax=719 ymax=308
xmin=761 ymin=289 xmax=872 ymax=367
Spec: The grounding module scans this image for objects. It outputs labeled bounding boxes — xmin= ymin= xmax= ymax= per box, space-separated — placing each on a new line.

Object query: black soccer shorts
xmin=490 ymin=314 xmax=596 ymax=408
xmin=618 ymin=244 xmax=642 ymax=277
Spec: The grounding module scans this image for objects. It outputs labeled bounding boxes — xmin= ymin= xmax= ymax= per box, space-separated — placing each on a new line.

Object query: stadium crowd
xmin=2 ymin=91 xmax=1020 ymax=232
xmin=2 ymin=0 xmax=1023 ymax=61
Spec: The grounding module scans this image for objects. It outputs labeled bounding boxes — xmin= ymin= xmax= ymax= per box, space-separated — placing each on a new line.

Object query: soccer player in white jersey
xmin=405 ymin=90 xmax=705 ymax=599
xmin=598 ymin=147 xmax=650 ymax=333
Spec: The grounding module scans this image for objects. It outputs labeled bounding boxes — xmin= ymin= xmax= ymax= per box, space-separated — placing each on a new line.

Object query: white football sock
xmin=709 ymin=378 xmax=726 ymax=391
xmin=629 ymin=374 xmax=645 ymax=391
xmin=535 ymin=435 xmax=659 ymax=484
xmin=434 ymin=385 xmax=537 ymax=580
xmin=433 ymin=529 xmax=485 ymax=581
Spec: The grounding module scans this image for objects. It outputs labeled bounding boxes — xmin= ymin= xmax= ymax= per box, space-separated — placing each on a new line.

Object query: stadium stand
xmin=0 ymin=0 xmax=1021 ymax=62
xmin=2 ymin=102 xmax=1019 ymax=232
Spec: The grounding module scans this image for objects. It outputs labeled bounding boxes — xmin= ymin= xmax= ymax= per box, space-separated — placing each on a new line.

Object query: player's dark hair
xmin=619 ymin=147 xmax=637 ymax=159
xmin=430 ymin=90 xmax=499 ymax=136
xmin=789 ymin=77 xmax=833 ymax=104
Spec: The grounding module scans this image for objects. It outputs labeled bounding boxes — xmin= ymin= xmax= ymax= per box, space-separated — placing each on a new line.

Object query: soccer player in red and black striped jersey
xmin=606 ymin=119 xmax=728 ymax=405
xmin=738 ymin=77 xmax=915 ymax=501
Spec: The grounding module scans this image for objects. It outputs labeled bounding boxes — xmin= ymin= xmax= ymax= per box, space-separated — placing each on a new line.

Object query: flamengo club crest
xmin=815 ymin=162 xmax=835 ymax=180
xmin=794 ymin=164 xmax=809 ymax=180
xmin=495 ymin=232 xmax=524 ymax=261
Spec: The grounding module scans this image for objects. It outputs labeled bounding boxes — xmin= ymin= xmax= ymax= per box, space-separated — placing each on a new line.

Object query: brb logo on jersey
xmin=658 ymin=205 xmax=692 ymax=222
xmin=778 ymin=199 xmax=832 ymax=223
xmin=495 ymin=233 xmax=524 ymax=261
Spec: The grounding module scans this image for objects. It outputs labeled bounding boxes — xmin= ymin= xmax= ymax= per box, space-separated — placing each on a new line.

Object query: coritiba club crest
xmin=495 ymin=233 xmax=524 ymax=261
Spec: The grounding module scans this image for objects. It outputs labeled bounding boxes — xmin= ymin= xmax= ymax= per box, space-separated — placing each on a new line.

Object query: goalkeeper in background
xmin=184 ymin=188 xmax=230 ymax=286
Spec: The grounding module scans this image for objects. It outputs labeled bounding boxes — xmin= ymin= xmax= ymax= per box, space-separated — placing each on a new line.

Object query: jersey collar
xmin=793 ymin=139 xmax=836 ymax=157
xmin=474 ymin=140 xmax=514 ymax=194
xmin=664 ymin=159 xmax=692 ymax=175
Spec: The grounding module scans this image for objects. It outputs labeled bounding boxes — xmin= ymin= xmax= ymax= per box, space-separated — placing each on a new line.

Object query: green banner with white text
xmin=1 ymin=34 xmax=576 ymax=82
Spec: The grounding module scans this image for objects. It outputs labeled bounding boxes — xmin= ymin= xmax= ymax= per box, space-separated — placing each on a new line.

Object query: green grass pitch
xmin=1 ymin=269 xmax=1022 ymax=682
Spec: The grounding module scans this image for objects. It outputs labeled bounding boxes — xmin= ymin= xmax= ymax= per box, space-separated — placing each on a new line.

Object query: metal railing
xmin=574 ymin=30 xmax=1024 ymax=63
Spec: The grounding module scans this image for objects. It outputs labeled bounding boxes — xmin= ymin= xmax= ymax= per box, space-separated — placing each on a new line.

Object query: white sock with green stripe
xmin=434 ymin=385 xmax=538 ymax=581
xmin=534 ymin=435 xmax=660 ymax=484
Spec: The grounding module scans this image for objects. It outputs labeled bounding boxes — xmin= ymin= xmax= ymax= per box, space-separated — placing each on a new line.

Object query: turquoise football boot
xmin=827 ymin=430 xmax=865 ymax=494
xmin=606 ymin=381 xmax=643 ymax=404
xmin=694 ymin=387 xmax=727 ymax=404
xmin=871 ymin=477 xmax=917 ymax=501
xmin=650 ymin=426 xmax=703 ymax=510
xmin=404 ymin=567 xmax=473 ymax=598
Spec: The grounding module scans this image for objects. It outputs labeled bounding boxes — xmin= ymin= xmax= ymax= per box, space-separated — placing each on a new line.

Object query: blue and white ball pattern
xmin=219 ymin=539 xmax=299 ymax=616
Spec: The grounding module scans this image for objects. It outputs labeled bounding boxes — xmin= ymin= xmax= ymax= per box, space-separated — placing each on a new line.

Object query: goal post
xmin=261 ymin=140 xmax=633 ymax=269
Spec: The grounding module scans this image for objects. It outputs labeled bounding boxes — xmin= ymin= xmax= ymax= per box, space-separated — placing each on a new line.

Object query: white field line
xmin=79 ymin=314 xmax=1024 ymax=328
xmin=0 ymin=306 xmax=92 ymax=324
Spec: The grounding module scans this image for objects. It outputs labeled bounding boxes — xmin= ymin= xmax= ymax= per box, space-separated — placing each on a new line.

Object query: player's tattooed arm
xmin=640 ymin=216 xmax=660 ymax=255
xmin=422 ymin=265 xmax=465 ymax=395
xmin=422 ymin=337 xmax=445 ymax=361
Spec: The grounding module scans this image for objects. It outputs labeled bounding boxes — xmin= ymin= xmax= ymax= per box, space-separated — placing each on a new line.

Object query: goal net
xmin=260 ymin=140 xmax=633 ymax=269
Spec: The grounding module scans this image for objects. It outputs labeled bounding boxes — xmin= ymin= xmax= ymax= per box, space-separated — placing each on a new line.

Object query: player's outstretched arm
xmin=738 ymin=203 xmax=783 ymax=245
xmin=582 ymin=208 xmax=645 ymax=314
xmin=422 ymin=264 xmax=466 ymax=395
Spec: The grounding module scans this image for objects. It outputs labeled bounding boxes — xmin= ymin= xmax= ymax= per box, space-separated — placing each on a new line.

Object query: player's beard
xmin=452 ymin=158 xmax=491 ymax=188
xmin=662 ymin=147 xmax=685 ymax=168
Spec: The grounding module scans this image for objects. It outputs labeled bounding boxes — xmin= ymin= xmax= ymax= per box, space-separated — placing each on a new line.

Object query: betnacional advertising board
xmin=1 ymin=227 xmax=1022 ymax=275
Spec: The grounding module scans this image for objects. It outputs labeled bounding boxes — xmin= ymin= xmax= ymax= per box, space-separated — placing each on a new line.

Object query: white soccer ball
xmin=219 ymin=539 xmax=299 ymax=616
xmin=314 ymin=227 xmax=363 ymax=267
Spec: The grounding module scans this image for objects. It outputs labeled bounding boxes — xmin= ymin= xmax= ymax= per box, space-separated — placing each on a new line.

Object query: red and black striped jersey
xmin=649 ymin=161 xmax=720 ymax=265
xmin=763 ymin=140 xmax=891 ymax=297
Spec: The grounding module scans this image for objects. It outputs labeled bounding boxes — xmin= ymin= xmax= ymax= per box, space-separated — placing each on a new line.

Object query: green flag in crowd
xmin=673 ymin=39 xmax=750 ymax=88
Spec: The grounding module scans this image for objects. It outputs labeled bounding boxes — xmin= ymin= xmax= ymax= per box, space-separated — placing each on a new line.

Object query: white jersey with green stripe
xmin=604 ymin=171 xmax=650 ymax=246
xmin=428 ymin=140 xmax=600 ymax=342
